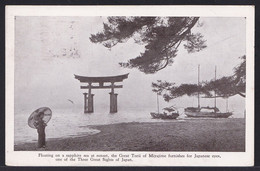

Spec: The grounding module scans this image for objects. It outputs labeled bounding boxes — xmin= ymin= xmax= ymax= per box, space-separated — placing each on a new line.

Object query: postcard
xmin=5 ymin=5 xmax=254 ymax=166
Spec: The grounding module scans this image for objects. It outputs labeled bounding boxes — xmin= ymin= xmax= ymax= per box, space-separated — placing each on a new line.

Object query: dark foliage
xmin=152 ymin=56 xmax=246 ymax=101
xmin=90 ymin=17 xmax=207 ymax=74
xmin=204 ymin=55 xmax=246 ymax=98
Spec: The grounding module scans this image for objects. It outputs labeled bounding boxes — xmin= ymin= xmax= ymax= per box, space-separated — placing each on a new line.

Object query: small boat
xmin=185 ymin=107 xmax=232 ymax=118
xmin=184 ymin=65 xmax=233 ymax=118
xmin=150 ymin=112 xmax=179 ymax=119
xmin=150 ymin=94 xmax=179 ymax=120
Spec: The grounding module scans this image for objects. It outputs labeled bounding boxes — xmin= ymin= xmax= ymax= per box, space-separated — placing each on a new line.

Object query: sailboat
xmin=184 ymin=65 xmax=233 ymax=118
xmin=150 ymin=93 xmax=179 ymax=119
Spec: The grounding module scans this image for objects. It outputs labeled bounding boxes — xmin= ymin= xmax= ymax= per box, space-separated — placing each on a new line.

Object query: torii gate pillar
xmin=83 ymin=93 xmax=88 ymax=113
xmin=83 ymin=93 xmax=94 ymax=113
xmin=109 ymin=93 xmax=118 ymax=113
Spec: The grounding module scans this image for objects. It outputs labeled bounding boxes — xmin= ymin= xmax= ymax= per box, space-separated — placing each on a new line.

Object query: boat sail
xmin=184 ymin=65 xmax=233 ymax=118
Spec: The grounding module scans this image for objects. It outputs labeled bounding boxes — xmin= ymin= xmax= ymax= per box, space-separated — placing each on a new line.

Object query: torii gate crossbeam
xmin=74 ymin=73 xmax=129 ymax=113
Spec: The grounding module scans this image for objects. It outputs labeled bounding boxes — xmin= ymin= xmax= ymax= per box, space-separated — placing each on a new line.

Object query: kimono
xmin=34 ymin=119 xmax=46 ymax=148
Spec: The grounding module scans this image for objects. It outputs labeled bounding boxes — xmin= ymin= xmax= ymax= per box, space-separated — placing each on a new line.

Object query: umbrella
xmin=28 ymin=107 xmax=52 ymax=129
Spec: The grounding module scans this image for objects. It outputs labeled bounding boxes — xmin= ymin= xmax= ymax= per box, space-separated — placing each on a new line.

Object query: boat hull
xmin=150 ymin=112 xmax=179 ymax=119
xmin=185 ymin=111 xmax=232 ymax=118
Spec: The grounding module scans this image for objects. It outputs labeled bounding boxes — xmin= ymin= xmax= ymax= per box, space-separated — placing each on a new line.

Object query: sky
xmin=14 ymin=16 xmax=246 ymax=117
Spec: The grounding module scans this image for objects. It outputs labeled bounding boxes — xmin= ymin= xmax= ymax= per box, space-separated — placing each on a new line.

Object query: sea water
xmin=14 ymin=106 xmax=244 ymax=145
xmin=14 ymin=107 xmax=182 ymax=145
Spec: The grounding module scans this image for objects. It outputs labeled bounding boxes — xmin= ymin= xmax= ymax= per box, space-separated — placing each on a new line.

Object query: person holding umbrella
xmin=28 ymin=107 xmax=52 ymax=149
xmin=33 ymin=112 xmax=47 ymax=148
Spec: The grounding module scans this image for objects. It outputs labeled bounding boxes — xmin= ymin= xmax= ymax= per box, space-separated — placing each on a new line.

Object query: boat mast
xmin=198 ymin=64 xmax=200 ymax=108
xmin=214 ymin=66 xmax=217 ymax=109
xmin=226 ymin=98 xmax=229 ymax=112
xmin=157 ymin=93 xmax=160 ymax=113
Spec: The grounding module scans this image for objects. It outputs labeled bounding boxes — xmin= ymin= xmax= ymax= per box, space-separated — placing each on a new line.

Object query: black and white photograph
xmin=5 ymin=6 xmax=254 ymax=166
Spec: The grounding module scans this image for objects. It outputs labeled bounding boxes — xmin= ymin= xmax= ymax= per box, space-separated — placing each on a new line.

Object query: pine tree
xmin=90 ymin=17 xmax=206 ymax=74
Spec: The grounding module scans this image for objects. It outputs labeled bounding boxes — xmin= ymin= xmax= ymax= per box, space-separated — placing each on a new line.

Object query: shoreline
xmin=14 ymin=118 xmax=245 ymax=151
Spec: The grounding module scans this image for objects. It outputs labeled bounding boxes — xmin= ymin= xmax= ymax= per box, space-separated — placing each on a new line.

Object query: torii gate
xmin=74 ymin=73 xmax=129 ymax=113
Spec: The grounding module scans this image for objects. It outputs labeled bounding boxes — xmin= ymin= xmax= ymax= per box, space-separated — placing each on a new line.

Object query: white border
xmin=5 ymin=5 xmax=255 ymax=166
